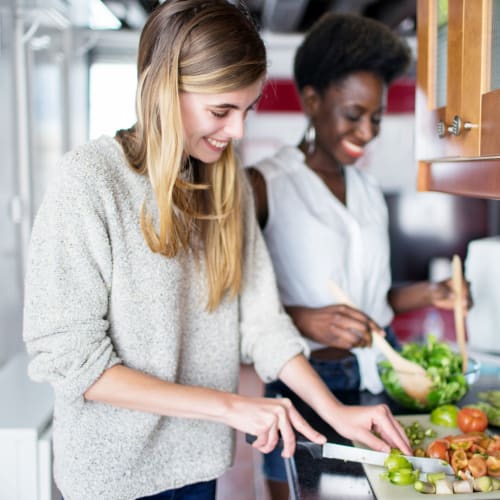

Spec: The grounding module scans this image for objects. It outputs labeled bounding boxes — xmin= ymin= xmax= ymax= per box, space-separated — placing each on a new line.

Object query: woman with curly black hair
xmin=248 ymin=13 xmax=469 ymax=499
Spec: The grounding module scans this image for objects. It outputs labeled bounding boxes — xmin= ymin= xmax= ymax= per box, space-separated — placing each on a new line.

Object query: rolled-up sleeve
xmin=23 ymin=159 xmax=120 ymax=405
xmin=239 ymin=180 xmax=309 ymax=382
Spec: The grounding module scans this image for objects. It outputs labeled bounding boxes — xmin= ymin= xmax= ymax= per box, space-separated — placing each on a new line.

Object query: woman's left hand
xmin=326 ymin=404 xmax=412 ymax=455
xmin=430 ymin=278 xmax=473 ymax=313
xmin=280 ymin=355 xmax=412 ymax=455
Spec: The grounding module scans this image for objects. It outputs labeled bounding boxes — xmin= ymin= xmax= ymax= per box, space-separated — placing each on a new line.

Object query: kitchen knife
xmin=245 ymin=435 xmax=454 ymax=474
xmin=322 ymin=442 xmax=454 ymax=474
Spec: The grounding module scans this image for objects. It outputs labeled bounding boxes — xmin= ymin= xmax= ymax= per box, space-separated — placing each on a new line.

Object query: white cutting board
xmin=357 ymin=414 xmax=500 ymax=500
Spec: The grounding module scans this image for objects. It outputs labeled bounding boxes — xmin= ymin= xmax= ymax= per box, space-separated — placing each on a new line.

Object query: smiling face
xmin=179 ymin=78 xmax=264 ymax=163
xmin=306 ymin=71 xmax=386 ymax=168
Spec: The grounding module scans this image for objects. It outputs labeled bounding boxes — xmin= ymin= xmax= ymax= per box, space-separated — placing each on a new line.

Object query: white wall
xmin=240 ymin=111 xmax=417 ymax=193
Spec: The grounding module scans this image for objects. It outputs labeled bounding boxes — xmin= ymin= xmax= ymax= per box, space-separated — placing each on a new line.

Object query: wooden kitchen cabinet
xmin=416 ymin=0 xmax=500 ymax=198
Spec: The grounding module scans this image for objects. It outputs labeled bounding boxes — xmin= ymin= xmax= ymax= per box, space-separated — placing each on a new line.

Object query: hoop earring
xmin=305 ymin=122 xmax=316 ymax=155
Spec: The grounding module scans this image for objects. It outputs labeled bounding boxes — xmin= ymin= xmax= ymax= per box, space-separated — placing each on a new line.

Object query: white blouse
xmin=253 ymin=146 xmax=394 ymax=392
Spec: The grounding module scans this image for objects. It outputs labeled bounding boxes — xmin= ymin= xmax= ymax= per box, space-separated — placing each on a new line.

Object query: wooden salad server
xmin=452 ymin=254 xmax=468 ymax=374
xmin=327 ymin=280 xmax=432 ymax=405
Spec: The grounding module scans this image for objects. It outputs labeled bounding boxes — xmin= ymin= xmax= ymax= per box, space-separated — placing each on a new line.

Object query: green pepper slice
xmin=384 ymin=453 xmax=412 ymax=472
xmin=388 ymin=468 xmax=419 ymax=486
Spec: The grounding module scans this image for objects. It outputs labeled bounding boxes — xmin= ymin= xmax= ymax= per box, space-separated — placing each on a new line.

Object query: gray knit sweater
xmin=23 ymin=136 xmax=307 ymax=500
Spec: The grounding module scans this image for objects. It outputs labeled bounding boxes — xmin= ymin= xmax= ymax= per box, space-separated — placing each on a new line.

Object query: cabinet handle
xmin=447 ymin=115 xmax=462 ymax=136
xmin=447 ymin=115 xmax=477 ymax=136
xmin=437 ymin=120 xmax=446 ymax=138
xmin=437 ymin=116 xmax=477 ymax=138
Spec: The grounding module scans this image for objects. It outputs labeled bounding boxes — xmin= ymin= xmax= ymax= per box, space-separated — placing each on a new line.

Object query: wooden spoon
xmin=452 ymin=254 xmax=468 ymax=374
xmin=327 ymin=280 xmax=432 ymax=405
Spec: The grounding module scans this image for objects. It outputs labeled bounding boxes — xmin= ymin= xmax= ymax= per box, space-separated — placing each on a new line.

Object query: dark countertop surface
xmin=283 ymin=374 xmax=500 ymax=500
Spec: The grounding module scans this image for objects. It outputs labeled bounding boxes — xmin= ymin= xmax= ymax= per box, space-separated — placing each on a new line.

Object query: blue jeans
xmin=263 ymin=326 xmax=399 ymax=482
xmin=137 ymin=480 xmax=216 ymax=500
xmin=63 ymin=480 xmax=216 ymax=500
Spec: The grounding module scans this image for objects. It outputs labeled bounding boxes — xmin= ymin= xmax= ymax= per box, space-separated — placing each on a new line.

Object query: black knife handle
xmin=245 ymin=434 xmax=322 ymax=459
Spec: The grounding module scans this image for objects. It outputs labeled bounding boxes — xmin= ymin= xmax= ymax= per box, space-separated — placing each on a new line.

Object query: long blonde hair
xmin=117 ymin=0 xmax=266 ymax=311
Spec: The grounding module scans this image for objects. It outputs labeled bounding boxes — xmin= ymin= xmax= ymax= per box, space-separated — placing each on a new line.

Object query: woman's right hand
xmin=285 ymin=304 xmax=379 ymax=349
xmin=222 ymin=394 xmax=326 ymax=458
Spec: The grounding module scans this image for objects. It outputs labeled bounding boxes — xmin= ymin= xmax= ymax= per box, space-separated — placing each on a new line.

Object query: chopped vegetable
xmin=387 ymin=468 xmax=419 ymax=486
xmin=413 ymin=480 xmax=436 ymax=494
xmin=399 ymin=420 xmax=437 ymax=449
xmin=378 ymin=336 xmax=468 ymax=410
xmin=451 ymin=448 xmax=468 ymax=473
xmin=486 ymin=455 xmax=500 ymax=477
xmin=467 ymin=455 xmax=487 ymax=477
xmin=434 ymin=478 xmax=454 ymax=494
xmin=452 ymin=479 xmax=473 ymax=493
xmin=424 ymin=429 xmax=500 ymax=483
xmin=473 ymin=476 xmax=493 ymax=492
xmin=414 ymin=447 xmax=426 ymax=457
xmin=426 ymin=472 xmax=446 ymax=484
xmin=384 ymin=452 xmax=412 ymax=472
xmin=426 ymin=439 xmax=449 ymax=462
xmin=449 ymin=439 xmax=472 ymax=451
xmin=381 ymin=448 xmax=418 ymax=486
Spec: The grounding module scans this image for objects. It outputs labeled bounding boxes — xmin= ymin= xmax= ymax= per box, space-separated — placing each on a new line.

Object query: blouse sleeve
xmin=23 ymin=153 xmax=121 ymax=406
xmin=238 ymin=176 xmax=309 ymax=383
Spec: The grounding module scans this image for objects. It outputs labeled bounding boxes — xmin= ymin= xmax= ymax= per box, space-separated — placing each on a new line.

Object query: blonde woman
xmin=23 ymin=2 xmax=411 ymax=499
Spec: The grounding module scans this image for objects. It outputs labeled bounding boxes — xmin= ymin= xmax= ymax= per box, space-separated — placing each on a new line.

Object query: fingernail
xmin=318 ymin=434 xmax=327 ymax=443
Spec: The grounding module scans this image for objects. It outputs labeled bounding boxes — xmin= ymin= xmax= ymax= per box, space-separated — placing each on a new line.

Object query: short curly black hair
xmin=294 ymin=13 xmax=412 ymax=93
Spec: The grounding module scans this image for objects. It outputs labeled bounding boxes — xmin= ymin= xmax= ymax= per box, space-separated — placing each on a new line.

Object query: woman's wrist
xmin=285 ymin=305 xmax=315 ymax=340
xmin=427 ymin=281 xmax=440 ymax=305
xmin=389 ymin=281 xmax=435 ymax=313
xmin=428 ymin=280 xmax=451 ymax=307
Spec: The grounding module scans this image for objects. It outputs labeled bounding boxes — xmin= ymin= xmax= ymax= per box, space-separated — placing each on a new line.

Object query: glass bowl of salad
xmin=377 ymin=336 xmax=480 ymax=411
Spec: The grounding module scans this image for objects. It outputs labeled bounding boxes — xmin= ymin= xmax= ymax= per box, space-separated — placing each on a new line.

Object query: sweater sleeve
xmin=23 ymin=154 xmax=121 ymax=405
xmin=239 ymin=177 xmax=309 ymax=382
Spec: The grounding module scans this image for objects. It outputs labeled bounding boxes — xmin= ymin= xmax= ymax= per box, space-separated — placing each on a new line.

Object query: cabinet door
xmin=417 ymin=0 xmax=500 ymax=159
xmin=416 ymin=0 xmax=469 ymax=159
xmin=481 ymin=0 xmax=500 ymax=155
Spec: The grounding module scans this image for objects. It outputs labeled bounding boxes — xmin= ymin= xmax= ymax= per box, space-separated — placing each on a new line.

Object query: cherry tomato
xmin=451 ymin=449 xmax=468 ymax=473
xmin=487 ymin=436 xmax=500 ymax=452
xmin=450 ymin=433 xmax=483 ymax=451
xmin=468 ymin=455 xmax=487 ymax=477
xmin=450 ymin=440 xmax=472 ymax=451
xmin=451 ymin=431 xmax=485 ymax=442
xmin=486 ymin=456 xmax=500 ymax=477
xmin=457 ymin=407 xmax=488 ymax=433
xmin=426 ymin=439 xmax=450 ymax=462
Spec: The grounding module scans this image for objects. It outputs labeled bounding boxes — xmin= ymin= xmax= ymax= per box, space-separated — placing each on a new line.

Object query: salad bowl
xmin=377 ymin=336 xmax=480 ymax=411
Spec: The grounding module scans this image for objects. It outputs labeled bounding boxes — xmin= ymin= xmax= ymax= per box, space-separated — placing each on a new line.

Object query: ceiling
xmin=101 ymin=0 xmax=417 ymax=34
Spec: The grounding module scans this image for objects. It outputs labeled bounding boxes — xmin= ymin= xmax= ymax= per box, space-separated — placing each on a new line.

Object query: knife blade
xmin=245 ymin=435 xmax=454 ymax=475
xmin=323 ymin=442 xmax=454 ymax=474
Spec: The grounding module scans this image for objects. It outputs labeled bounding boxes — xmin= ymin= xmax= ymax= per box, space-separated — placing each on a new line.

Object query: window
xmin=89 ymin=62 xmax=137 ymax=139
